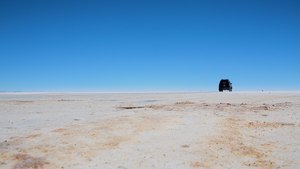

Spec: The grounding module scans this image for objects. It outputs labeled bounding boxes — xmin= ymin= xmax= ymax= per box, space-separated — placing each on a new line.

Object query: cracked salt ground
xmin=0 ymin=92 xmax=299 ymax=169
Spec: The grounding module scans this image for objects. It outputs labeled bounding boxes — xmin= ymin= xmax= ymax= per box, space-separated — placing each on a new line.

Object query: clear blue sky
xmin=0 ymin=0 xmax=299 ymax=92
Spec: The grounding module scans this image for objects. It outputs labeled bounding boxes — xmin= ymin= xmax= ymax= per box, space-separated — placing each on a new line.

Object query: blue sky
xmin=0 ymin=0 xmax=299 ymax=92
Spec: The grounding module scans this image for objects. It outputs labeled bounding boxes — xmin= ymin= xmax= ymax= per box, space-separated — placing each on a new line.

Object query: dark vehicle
xmin=219 ymin=79 xmax=232 ymax=92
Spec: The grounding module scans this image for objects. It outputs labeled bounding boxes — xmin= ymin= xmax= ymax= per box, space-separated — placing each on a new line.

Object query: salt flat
xmin=0 ymin=92 xmax=299 ymax=169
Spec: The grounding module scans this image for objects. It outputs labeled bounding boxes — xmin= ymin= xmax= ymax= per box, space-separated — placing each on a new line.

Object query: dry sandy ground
xmin=0 ymin=92 xmax=299 ymax=169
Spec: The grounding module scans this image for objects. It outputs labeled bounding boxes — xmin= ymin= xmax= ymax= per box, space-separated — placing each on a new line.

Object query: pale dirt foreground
xmin=0 ymin=92 xmax=299 ymax=169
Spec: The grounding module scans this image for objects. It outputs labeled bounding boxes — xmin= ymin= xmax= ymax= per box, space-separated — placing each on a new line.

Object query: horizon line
xmin=1 ymin=90 xmax=300 ymax=95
